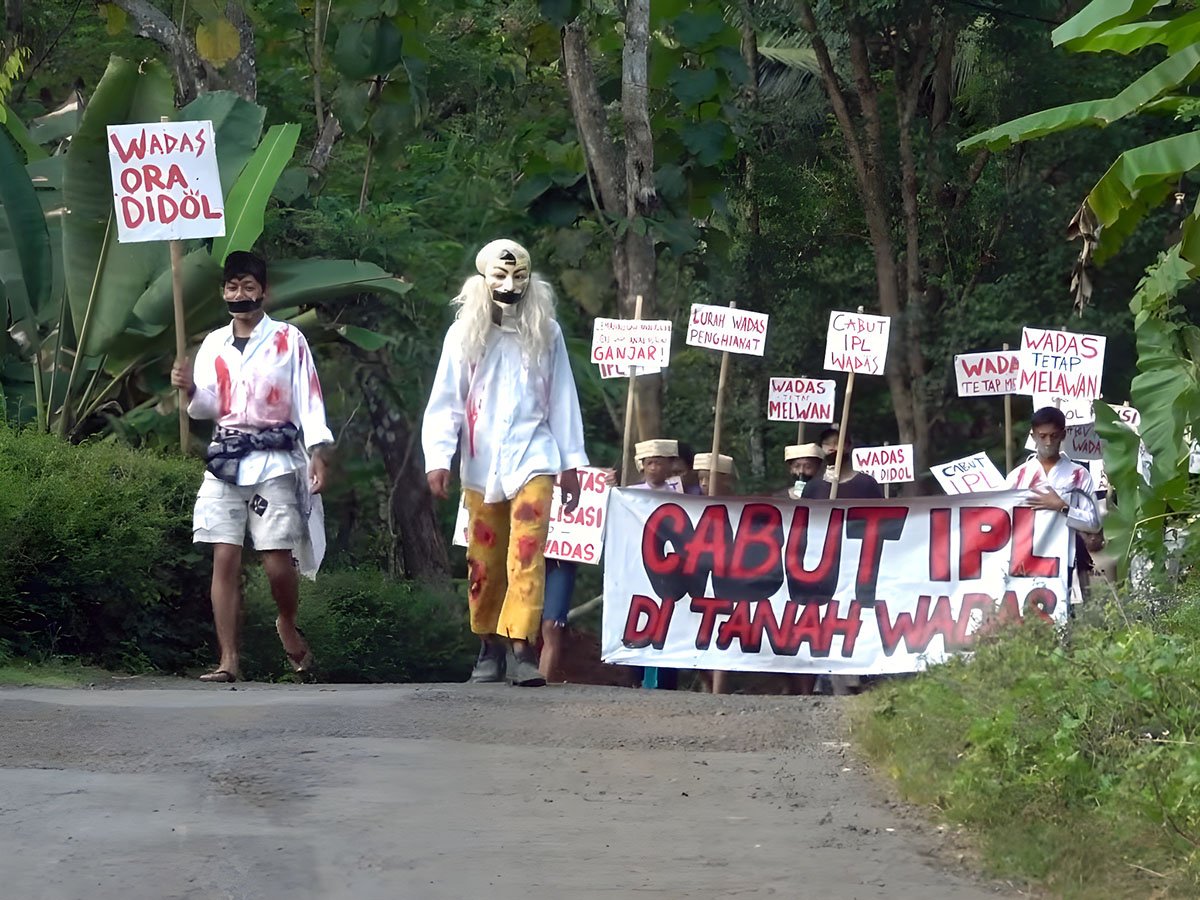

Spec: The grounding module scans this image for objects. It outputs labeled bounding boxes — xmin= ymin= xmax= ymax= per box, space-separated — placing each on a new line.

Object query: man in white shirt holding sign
xmin=1006 ymin=406 xmax=1103 ymax=603
xmin=423 ymin=239 xmax=588 ymax=687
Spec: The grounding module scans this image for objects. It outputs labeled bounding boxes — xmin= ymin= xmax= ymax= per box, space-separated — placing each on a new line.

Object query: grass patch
xmin=0 ymin=658 xmax=117 ymax=687
xmin=852 ymin=608 xmax=1200 ymax=899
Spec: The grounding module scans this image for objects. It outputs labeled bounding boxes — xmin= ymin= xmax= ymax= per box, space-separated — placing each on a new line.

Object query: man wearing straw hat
xmin=423 ymin=238 xmax=587 ymax=687
xmin=782 ymin=442 xmax=824 ymax=499
xmin=631 ymin=438 xmax=683 ymax=491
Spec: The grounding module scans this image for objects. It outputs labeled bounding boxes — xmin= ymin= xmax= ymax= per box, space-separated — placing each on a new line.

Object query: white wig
xmin=452 ymin=239 xmax=557 ymax=366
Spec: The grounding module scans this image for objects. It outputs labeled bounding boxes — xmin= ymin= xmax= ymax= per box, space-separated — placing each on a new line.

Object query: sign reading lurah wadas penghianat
xmin=602 ymin=489 xmax=1069 ymax=675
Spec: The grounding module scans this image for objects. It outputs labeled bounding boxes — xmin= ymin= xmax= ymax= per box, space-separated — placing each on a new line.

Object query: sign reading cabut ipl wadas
xmin=824 ymin=310 xmax=890 ymax=375
xmin=602 ymin=490 xmax=1070 ymax=675
xmin=106 ymin=120 xmax=225 ymax=243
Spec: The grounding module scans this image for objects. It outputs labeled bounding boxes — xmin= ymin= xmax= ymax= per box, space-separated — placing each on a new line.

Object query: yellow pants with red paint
xmin=464 ymin=475 xmax=554 ymax=641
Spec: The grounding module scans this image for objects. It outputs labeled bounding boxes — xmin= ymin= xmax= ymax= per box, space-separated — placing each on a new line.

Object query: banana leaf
xmin=1052 ymin=0 xmax=1161 ymax=49
xmin=62 ymin=56 xmax=174 ymax=357
xmin=211 ymin=123 xmax=301 ymax=263
xmin=959 ymin=43 xmax=1200 ymax=152
xmin=1066 ymin=8 xmax=1200 ymax=54
xmin=0 ymin=123 xmax=52 ymax=350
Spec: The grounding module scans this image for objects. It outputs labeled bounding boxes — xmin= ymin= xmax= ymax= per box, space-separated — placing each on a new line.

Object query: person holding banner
xmin=1007 ymin=407 xmax=1102 ymax=603
xmin=171 ymin=251 xmax=333 ymax=683
xmin=423 ymin=239 xmax=587 ymax=687
xmin=802 ymin=428 xmax=883 ymax=500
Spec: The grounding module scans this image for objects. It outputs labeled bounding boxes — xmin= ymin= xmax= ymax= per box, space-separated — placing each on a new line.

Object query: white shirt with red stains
xmin=1006 ymin=453 xmax=1102 ymax=567
xmin=187 ymin=314 xmax=334 ymax=486
xmin=422 ymin=318 xmax=589 ymax=503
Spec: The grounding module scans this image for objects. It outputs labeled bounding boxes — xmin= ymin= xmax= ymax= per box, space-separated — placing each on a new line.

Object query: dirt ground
xmin=0 ymin=679 xmax=1024 ymax=900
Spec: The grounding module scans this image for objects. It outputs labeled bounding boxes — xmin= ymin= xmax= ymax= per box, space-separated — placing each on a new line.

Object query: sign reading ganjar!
xmin=107 ymin=120 xmax=225 ymax=243
xmin=591 ymin=319 xmax=672 ymax=378
xmin=602 ymin=490 xmax=1069 ymax=674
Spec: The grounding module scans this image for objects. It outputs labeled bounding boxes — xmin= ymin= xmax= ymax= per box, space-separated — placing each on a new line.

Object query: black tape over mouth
xmin=226 ymin=299 xmax=264 ymax=314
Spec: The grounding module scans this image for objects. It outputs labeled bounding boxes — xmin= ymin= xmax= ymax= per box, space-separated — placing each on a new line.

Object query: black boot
xmin=468 ymin=639 xmax=506 ymax=683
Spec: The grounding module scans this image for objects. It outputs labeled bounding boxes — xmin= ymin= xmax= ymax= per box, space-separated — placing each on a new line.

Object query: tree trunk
xmin=358 ymin=367 xmax=450 ymax=582
xmin=5 ymin=0 xmax=21 ymax=36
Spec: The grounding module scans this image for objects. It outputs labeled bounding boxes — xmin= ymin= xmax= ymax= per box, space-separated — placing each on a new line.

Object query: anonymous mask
xmin=476 ymin=239 xmax=531 ymax=306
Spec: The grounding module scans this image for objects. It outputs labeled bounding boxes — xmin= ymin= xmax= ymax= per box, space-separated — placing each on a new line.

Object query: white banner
xmin=1017 ymin=327 xmax=1106 ymax=400
xmin=453 ymin=467 xmax=613 ymax=564
xmin=107 ymin=120 xmax=225 ymax=243
xmin=685 ymin=304 xmax=769 ymax=356
xmin=933 ymin=452 xmax=1006 ymax=495
xmin=824 ymin=310 xmax=891 ymax=375
xmin=591 ymin=319 xmax=672 ymax=377
xmin=601 ymin=490 xmax=1070 ymax=674
xmin=954 ymin=350 xmax=1020 ymax=397
xmin=767 ymin=377 xmax=836 ymax=423
xmin=852 ymin=444 xmax=914 ymax=484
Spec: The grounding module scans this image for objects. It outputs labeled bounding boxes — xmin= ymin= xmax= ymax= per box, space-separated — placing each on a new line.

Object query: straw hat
xmin=693 ymin=452 xmax=736 ymax=476
xmin=635 ymin=439 xmax=679 ymax=471
xmin=784 ymin=442 xmax=823 ymax=462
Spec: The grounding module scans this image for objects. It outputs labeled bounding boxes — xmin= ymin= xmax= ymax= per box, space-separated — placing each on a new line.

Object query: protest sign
xmin=591 ymin=318 xmax=672 ymax=378
xmin=1017 ymin=328 xmax=1106 ymax=399
xmin=1024 ymin=422 xmax=1103 ymax=460
xmin=767 ymin=378 xmax=836 ymax=423
xmin=601 ymin=489 xmax=1070 ymax=674
xmin=107 ymin=120 xmax=224 ymax=243
xmin=852 ymin=444 xmax=914 ymax=484
xmin=453 ymin=466 xmax=613 ymax=564
xmin=823 ymin=310 xmax=890 ymax=375
xmin=1032 ymin=394 xmax=1095 ymax=425
xmin=933 ymin=452 xmax=1006 ymax=495
xmin=685 ymin=303 xmax=769 ymax=356
xmin=954 ymin=350 xmax=1020 ymax=397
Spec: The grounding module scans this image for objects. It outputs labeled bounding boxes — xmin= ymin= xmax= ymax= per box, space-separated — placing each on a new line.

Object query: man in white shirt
xmin=171 ymin=252 xmax=333 ymax=683
xmin=1006 ymin=406 xmax=1102 ymax=600
xmin=423 ymin=239 xmax=588 ymax=686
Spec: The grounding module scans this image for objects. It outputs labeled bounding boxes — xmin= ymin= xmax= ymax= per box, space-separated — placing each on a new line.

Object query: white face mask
xmin=485 ymin=254 xmax=530 ymax=306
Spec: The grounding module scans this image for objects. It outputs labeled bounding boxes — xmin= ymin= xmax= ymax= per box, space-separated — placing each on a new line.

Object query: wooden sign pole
xmin=883 ymin=440 xmax=891 ymax=499
xmin=708 ymin=300 xmax=736 ymax=496
xmin=829 ymin=305 xmax=864 ymax=501
xmin=619 ymin=294 xmax=644 ymax=487
xmin=1003 ymin=341 xmax=1013 ymax=473
xmin=162 ymin=114 xmax=190 ymax=455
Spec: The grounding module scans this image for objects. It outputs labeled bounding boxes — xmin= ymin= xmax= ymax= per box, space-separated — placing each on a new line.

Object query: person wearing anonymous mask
xmin=171 ymin=251 xmax=333 ymax=683
xmin=423 ymin=239 xmax=588 ymax=687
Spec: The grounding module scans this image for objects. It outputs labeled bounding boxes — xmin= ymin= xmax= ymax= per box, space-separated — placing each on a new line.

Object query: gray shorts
xmin=192 ymin=473 xmax=303 ymax=550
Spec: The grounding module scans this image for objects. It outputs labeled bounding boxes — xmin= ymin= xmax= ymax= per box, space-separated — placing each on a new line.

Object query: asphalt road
xmin=0 ymin=681 xmax=1019 ymax=900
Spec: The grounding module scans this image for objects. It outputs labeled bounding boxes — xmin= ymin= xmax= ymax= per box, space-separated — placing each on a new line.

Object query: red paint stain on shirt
xmin=513 ymin=502 xmax=541 ymax=522
xmin=273 ymin=327 xmax=290 ymax=355
xmin=465 ymin=394 xmax=480 ymax=458
xmin=308 ymin=368 xmax=323 ymax=401
xmin=472 ymin=519 xmax=497 ymax=548
xmin=215 ymin=357 xmax=232 ymax=416
xmin=516 ymin=535 xmax=539 ymax=567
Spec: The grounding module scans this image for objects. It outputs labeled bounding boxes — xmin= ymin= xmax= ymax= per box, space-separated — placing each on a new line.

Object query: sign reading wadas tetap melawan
xmin=601 ymin=490 xmax=1070 ymax=675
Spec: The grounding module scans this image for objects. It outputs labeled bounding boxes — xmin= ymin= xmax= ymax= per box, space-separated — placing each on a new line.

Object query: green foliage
xmin=238 ymin=568 xmax=475 ymax=683
xmin=856 ymin=603 xmax=1200 ymax=897
xmin=0 ymin=423 xmax=210 ymax=672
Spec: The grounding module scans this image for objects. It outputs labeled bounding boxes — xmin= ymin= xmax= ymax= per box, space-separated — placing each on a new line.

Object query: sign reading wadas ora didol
xmin=601 ymin=489 xmax=1070 ymax=675
xmin=953 ymin=350 xmax=1020 ymax=397
xmin=852 ymin=444 xmax=914 ymax=484
xmin=766 ymin=378 xmax=836 ymax=422
xmin=106 ymin=120 xmax=225 ymax=242
xmin=823 ymin=310 xmax=890 ymax=374
xmin=1017 ymin=327 xmax=1106 ymax=400
xmin=685 ymin=304 xmax=769 ymax=356
xmin=453 ymin=466 xmax=613 ymax=564
xmin=591 ymin=318 xmax=671 ymax=379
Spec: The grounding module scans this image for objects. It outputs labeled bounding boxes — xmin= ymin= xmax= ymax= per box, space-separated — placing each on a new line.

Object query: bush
xmin=237 ymin=568 xmax=475 ymax=683
xmin=0 ymin=424 xmax=211 ymax=671
xmin=854 ymin=603 xmax=1200 ymax=899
